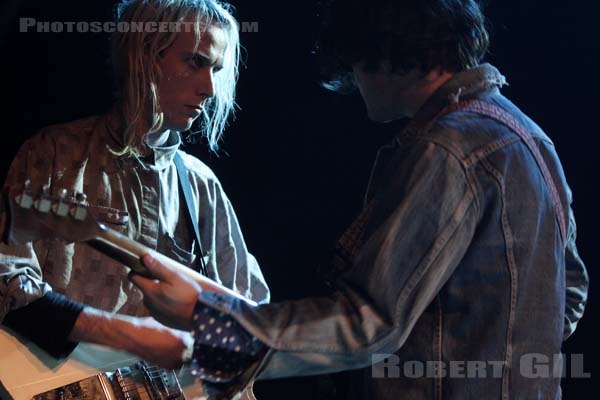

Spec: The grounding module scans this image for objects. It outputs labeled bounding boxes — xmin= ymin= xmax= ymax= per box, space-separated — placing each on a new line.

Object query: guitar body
xmin=0 ymin=327 xmax=257 ymax=400
xmin=0 ymin=326 xmax=134 ymax=399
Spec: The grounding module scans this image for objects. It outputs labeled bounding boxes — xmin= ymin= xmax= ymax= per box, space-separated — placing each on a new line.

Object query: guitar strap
xmin=174 ymin=152 xmax=208 ymax=276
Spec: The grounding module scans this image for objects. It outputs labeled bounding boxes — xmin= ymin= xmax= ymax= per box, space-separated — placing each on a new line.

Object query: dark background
xmin=0 ymin=0 xmax=597 ymax=398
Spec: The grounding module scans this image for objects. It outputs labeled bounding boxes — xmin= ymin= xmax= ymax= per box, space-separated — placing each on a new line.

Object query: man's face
xmin=156 ymin=24 xmax=227 ymax=132
xmin=352 ymin=63 xmax=421 ymax=122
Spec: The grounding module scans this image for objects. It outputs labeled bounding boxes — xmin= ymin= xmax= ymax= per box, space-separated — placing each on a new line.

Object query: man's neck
xmin=403 ymin=70 xmax=455 ymax=118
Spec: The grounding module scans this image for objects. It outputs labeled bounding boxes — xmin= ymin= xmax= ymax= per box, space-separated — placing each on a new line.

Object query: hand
xmin=126 ymin=317 xmax=194 ymax=369
xmin=69 ymin=308 xmax=193 ymax=370
xmin=129 ymin=253 xmax=202 ymax=331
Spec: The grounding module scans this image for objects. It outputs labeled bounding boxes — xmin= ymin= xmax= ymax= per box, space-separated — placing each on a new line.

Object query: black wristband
xmin=3 ymin=291 xmax=85 ymax=359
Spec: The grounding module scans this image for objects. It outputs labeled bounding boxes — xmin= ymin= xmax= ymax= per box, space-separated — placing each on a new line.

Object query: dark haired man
xmin=131 ymin=0 xmax=588 ymax=398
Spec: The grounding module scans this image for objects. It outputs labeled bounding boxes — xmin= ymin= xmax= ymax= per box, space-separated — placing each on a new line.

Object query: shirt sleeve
xmin=2 ymin=291 xmax=84 ymax=358
xmin=189 ymin=299 xmax=267 ymax=383
xmin=0 ymin=131 xmax=86 ymax=358
xmin=562 ymin=187 xmax=589 ymax=340
xmin=1 ymin=134 xmax=55 ymax=322
xmin=197 ymin=140 xmax=480 ymax=379
xmin=177 ymin=151 xmax=270 ymax=305
xmin=205 ymin=173 xmax=270 ymax=305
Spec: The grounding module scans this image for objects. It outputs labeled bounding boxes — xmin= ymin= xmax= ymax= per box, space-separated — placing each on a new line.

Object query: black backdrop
xmin=1 ymin=1 xmax=597 ymax=398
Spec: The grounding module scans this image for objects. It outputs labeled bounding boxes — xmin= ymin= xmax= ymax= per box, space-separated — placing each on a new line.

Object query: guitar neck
xmin=89 ymin=222 xmax=257 ymax=307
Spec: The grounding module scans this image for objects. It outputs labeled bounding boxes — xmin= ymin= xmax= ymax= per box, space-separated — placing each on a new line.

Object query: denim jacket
xmin=203 ymin=64 xmax=588 ymax=399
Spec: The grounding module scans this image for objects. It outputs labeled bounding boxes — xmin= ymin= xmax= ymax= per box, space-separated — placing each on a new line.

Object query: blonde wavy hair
xmin=111 ymin=0 xmax=239 ymax=156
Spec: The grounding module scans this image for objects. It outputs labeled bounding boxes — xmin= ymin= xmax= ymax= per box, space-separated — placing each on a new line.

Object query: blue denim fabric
xmin=204 ymin=65 xmax=588 ymax=399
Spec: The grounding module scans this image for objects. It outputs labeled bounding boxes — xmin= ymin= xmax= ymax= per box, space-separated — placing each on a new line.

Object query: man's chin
xmin=171 ymin=119 xmax=195 ymax=132
xmin=367 ymin=108 xmax=407 ymax=123
xmin=367 ymin=110 xmax=390 ymax=123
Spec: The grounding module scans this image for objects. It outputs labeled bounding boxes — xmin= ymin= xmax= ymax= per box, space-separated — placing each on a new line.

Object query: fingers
xmin=129 ymin=271 xmax=160 ymax=295
xmin=140 ymin=252 xmax=175 ymax=282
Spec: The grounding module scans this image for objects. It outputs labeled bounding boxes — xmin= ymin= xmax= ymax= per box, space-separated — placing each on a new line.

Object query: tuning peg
xmin=15 ymin=180 xmax=34 ymax=209
xmin=75 ymin=192 xmax=88 ymax=205
xmin=71 ymin=205 xmax=88 ymax=221
xmin=70 ymin=192 xmax=88 ymax=221
xmin=53 ymin=188 xmax=70 ymax=217
xmin=34 ymin=184 xmax=52 ymax=213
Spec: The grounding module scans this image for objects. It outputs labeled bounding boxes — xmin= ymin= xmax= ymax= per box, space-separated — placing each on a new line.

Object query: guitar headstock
xmin=3 ymin=180 xmax=101 ymax=245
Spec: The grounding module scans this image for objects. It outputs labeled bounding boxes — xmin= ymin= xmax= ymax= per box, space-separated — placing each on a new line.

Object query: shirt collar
xmin=99 ymin=114 xmax=182 ymax=171
xmin=145 ymin=131 xmax=181 ymax=170
xmin=412 ymin=63 xmax=507 ymax=124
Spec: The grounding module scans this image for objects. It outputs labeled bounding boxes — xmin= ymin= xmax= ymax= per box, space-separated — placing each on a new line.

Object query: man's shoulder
xmin=420 ymin=95 xmax=553 ymax=163
xmin=175 ymin=149 xmax=219 ymax=184
xmin=26 ymin=116 xmax=101 ymax=149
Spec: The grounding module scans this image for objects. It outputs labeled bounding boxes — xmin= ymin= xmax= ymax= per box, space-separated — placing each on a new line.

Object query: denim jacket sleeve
xmin=204 ymin=140 xmax=480 ymax=379
xmin=563 ymin=187 xmax=588 ymax=340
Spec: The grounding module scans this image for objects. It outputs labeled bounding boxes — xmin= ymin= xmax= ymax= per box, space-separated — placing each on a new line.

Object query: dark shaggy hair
xmin=316 ymin=0 xmax=490 ymax=92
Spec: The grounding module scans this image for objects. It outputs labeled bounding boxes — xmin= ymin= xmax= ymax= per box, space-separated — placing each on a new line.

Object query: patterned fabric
xmin=331 ymin=200 xmax=375 ymax=276
xmin=0 ymin=114 xmax=270 ymax=322
xmin=190 ymin=301 xmax=266 ymax=383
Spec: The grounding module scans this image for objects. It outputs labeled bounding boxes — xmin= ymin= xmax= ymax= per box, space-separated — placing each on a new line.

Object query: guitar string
xmin=94 ymin=364 xmax=182 ymax=400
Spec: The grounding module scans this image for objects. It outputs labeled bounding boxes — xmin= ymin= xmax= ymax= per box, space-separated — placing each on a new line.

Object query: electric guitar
xmin=0 ymin=183 xmax=262 ymax=400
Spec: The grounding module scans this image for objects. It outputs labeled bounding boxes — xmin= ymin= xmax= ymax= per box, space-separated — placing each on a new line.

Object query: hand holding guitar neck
xmin=130 ymin=253 xmax=202 ymax=331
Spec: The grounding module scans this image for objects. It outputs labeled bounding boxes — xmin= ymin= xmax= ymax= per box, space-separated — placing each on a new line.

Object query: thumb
xmin=141 ymin=252 xmax=175 ymax=282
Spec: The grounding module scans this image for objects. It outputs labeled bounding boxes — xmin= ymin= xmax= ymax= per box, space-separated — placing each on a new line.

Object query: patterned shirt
xmin=0 ymin=114 xmax=270 ymax=355
xmin=190 ymin=302 xmax=266 ymax=383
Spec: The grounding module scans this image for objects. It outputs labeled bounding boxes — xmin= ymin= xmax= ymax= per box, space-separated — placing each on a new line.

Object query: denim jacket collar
xmin=413 ymin=63 xmax=507 ymax=125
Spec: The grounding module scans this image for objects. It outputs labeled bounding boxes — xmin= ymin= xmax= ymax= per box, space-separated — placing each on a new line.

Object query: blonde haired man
xmin=0 ymin=0 xmax=268 ymax=371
